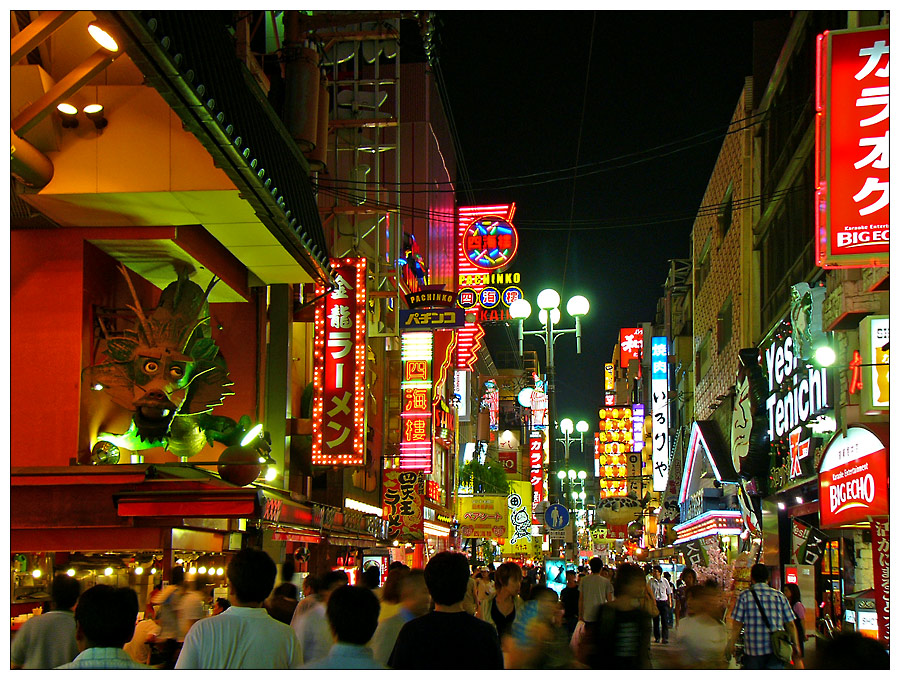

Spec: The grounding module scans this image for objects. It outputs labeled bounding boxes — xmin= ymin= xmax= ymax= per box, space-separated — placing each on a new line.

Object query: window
xmin=695 ymin=332 xmax=711 ymax=383
xmin=717 ymin=184 xmax=734 ymax=239
xmin=717 ymin=295 xmax=733 ymax=353
xmin=695 ymin=235 xmax=712 ymax=292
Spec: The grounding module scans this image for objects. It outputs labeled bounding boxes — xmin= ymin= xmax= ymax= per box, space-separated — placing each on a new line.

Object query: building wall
xmin=691 ymin=82 xmax=753 ymax=420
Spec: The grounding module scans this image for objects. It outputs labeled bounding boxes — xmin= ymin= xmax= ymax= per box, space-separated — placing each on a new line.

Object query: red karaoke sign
xmin=312 ymin=258 xmax=367 ymax=466
xmin=815 ymin=27 xmax=890 ymax=268
xmin=818 ymin=425 xmax=889 ymax=528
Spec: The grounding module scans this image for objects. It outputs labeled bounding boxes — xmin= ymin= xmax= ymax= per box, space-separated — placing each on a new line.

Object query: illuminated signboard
xmin=604 ymin=363 xmax=615 ymax=391
xmin=651 ymin=336 xmax=670 ymax=491
xmin=400 ymin=331 xmax=433 ymax=472
xmin=530 ymin=379 xmax=548 ymax=430
xmin=815 ymin=27 xmax=890 ymax=268
xmin=818 ymin=425 xmax=888 ymax=528
xmin=619 ymin=327 xmax=644 ymax=376
xmin=456 ymin=204 xmax=517 ymax=370
xmin=406 ymin=287 xmax=457 ymax=308
xmin=500 ymin=480 xmax=533 ymax=555
xmin=596 ymin=406 xmax=634 ymax=499
xmin=529 ymin=430 xmax=544 ymax=520
xmin=312 ymin=258 xmax=367 ymax=466
xmin=399 ymin=308 xmax=465 ymax=331
xmin=453 ymin=370 xmax=470 ymax=421
xmin=383 ymin=470 xmax=424 ymax=542
xmin=482 ymin=379 xmax=499 ymax=432
xmin=859 ymin=315 xmax=889 ymax=414
xmin=462 ymin=215 xmax=519 ymax=270
xmin=458 ymin=495 xmax=507 ymax=539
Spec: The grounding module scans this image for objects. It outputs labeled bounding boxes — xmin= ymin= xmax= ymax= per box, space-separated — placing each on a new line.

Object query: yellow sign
xmin=458 ymin=495 xmax=507 ymax=539
xmin=605 ymin=363 xmax=615 ymax=391
xmin=501 ymin=480 xmax=533 ymax=555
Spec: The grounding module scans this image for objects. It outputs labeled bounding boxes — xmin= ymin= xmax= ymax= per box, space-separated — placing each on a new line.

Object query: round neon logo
xmin=462 ymin=215 xmax=518 ymax=271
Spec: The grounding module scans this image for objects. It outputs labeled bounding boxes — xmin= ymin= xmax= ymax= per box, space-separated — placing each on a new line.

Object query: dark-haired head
xmin=362 ymin=564 xmax=381 ymax=590
xmin=171 ymin=565 xmax=185 ymax=586
xmin=381 ymin=564 xmax=410 ymax=603
xmin=424 ymin=551 xmax=469 ymax=606
xmin=75 ymin=585 xmax=139 ymax=648
xmin=52 ymin=574 xmax=81 ymax=611
xmin=614 ymin=563 xmax=646 ymax=598
xmin=226 ymin=548 xmax=277 ymax=605
xmin=749 ymin=563 xmax=770 ymax=584
xmin=810 ymin=632 xmax=889 ymax=669
xmin=320 ymin=569 xmax=350 ymax=595
xmin=326 ymin=586 xmax=380 ymax=645
xmin=589 ymin=557 xmax=603 ymax=573
xmin=783 ymin=583 xmax=801 ymax=606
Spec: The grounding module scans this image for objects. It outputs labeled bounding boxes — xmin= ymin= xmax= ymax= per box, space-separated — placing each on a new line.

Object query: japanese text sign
xmin=529 ymin=430 xmax=544 ymax=518
xmin=383 ymin=470 xmax=424 ymax=542
xmin=818 ymin=425 xmax=888 ymax=528
xmin=651 ymin=335 xmax=670 ymax=492
xmin=312 ymin=258 xmax=367 ymax=466
xmin=400 ymin=331 xmax=433 ymax=472
xmin=457 ymin=495 xmax=507 ymax=539
xmin=870 ymin=517 xmax=889 ymax=646
xmin=815 ymin=27 xmax=890 ymax=268
xmin=619 ymin=327 xmax=644 ymax=375
xmin=501 ymin=480 xmax=533 ymax=555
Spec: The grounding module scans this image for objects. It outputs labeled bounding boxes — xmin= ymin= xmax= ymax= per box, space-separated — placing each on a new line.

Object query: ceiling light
xmin=67 ymin=569 xmax=76 ymax=577
xmin=88 ymin=22 xmax=119 ymax=52
xmin=104 ymin=567 xmax=113 ymax=576
xmin=198 ymin=566 xmax=207 ymax=574
xmin=134 ymin=566 xmax=143 ymax=575
xmin=150 ymin=568 xmax=157 ymax=575
xmin=216 ymin=567 xmax=224 ymax=576
xmin=31 ymin=569 xmax=42 ymax=578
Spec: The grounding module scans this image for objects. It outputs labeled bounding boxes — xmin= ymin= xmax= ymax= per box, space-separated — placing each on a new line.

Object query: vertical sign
xmin=501 ymin=480 xmax=533 ymax=555
xmin=619 ymin=327 xmax=644 ymax=376
xmin=604 ymin=363 xmax=615 ymax=390
xmin=651 ymin=336 xmax=670 ymax=491
xmin=312 ymin=257 xmax=367 ymax=465
xmin=529 ymin=430 xmax=544 ymax=521
xmin=530 ymin=376 xmax=549 ymax=429
xmin=400 ymin=331 xmax=433 ymax=472
xmin=454 ymin=369 xmax=470 ymax=420
xmin=859 ymin=315 xmax=889 ymax=413
xmin=870 ymin=517 xmax=890 ymax=646
xmin=383 ymin=470 xmax=424 ymax=542
xmin=815 ymin=27 xmax=890 ymax=268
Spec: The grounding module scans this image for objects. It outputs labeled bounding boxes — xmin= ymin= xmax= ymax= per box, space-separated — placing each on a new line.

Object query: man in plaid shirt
xmin=726 ymin=564 xmax=801 ymax=669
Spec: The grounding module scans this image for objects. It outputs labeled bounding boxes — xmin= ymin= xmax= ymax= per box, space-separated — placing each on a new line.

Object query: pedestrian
xmin=670 ymin=584 xmax=729 ymax=668
xmin=149 ymin=565 xmax=203 ymax=668
xmin=579 ymin=557 xmax=614 ymax=626
xmin=581 ymin=563 xmax=656 ymax=669
xmin=212 ymin=597 xmax=231 ymax=615
xmin=175 ymin=548 xmax=302 ymax=669
xmin=302 ymin=586 xmax=384 ymax=669
xmin=674 ymin=566 xmax=697 ymax=628
xmin=726 ymin=563 xmax=801 ymax=670
xmin=782 ymin=582 xmax=806 ymax=662
xmin=479 ymin=561 xmax=525 ymax=641
xmin=662 ymin=571 xmax=675 ymax=628
xmin=56 ymin=585 xmax=149 ymax=669
xmin=289 ymin=569 xmax=349 ymax=664
xmin=370 ymin=569 xmax=430 ymax=665
xmin=462 ymin=565 xmax=479 ymax=615
xmin=379 ymin=563 xmax=410 ymax=622
xmin=264 ymin=582 xmax=298 ymax=625
xmin=806 ymin=631 xmax=889 ymax=670
xmin=388 ymin=551 xmax=504 ymax=669
xmin=505 ymin=586 xmax=577 ymax=669
xmin=124 ymin=609 xmax=161 ymax=666
xmin=11 ymin=573 xmax=80 ymax=669
xmin=648 ymin=565 xmax=673 ymax=643
xmin=362 ymin=564 xmax=383 ymax=600
xmin=559 ymin=570 xmax=580 ymax=638
xmin=295 ymin=574 xmax=320 ymax=617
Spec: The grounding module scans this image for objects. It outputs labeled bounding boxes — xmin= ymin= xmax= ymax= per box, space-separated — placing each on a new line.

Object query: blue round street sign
xmin=545 ymin=504 xmax=569 ymax=530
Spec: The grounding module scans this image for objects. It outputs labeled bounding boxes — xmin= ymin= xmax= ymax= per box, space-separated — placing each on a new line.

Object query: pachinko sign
xmin=818 ymin=425 xmax=888 ymax=528
xmin=312 ymin=258 xmax=367 ymax=466
xmin=383 ymin=470 xmax=425 ymax=542
xmin=458 ymin=495 xmax=507 ymax=539
xmin=400 ymin=332 xmax=434 ymax=472
xmin=815 ymin=26 xmax=890 ymax=268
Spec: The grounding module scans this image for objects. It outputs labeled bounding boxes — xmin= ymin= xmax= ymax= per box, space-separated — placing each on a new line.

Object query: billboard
xmin=400 ymin=331 xmax=433 ymax=472
xmin=815 ymin=27 xmax=890 ymax=268
xmin=500 ymin=480 xmax=533 ymax=555
xmin=818 ymin=425 xmax=888 ymax=528
xmin=458 ymin=495 xmax=507 ymax=539
xmin=312 ymin=257 xmax=367 ymax=466
xmin=650 ymin=336 xmax=669 ymax=491
xmin=383 ymin=470 xmax=425 ymax=542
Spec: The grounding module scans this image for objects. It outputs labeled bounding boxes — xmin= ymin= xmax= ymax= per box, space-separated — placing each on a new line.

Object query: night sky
xmin=436 ymin=10 xmax=792 ymax=470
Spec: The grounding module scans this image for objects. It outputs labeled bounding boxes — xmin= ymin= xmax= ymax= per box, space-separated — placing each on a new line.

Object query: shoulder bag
xmin=749 ymin=586 xmax=793 ymax=664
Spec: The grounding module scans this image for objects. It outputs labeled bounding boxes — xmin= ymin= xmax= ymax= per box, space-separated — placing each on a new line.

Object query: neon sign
xmin=815 ymin=27 xmax=890 ymax=268
xmin=650 ymin=337 xmax=669 ymax=491
xmin=462 ymin=216 xmax=518 ymax=270
xmin=400 ymin=331 xmax=433 ymax=472
xmin=312 ymin=258 xmax=367 ymax=466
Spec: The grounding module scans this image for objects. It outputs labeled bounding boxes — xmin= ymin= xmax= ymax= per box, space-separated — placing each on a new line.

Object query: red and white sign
xmin=312 ymin=258 xmax=367 ymax=466
xmin=400 ymin=331 xmax=433 ymax=472
xmin=818 ymin=425 xmax=888 ymax=528
xmin=498 ymin=449 xmax=517 ymax=474
xmin=815 ymin=27 xmax=890 ymax=268
xmin=619 ymin=327 xmax=644 ymax=375
xmin=870 ymin=516 xmax=889 ymax=646
xmin=529 ymin=431 xmax=544 ymax=520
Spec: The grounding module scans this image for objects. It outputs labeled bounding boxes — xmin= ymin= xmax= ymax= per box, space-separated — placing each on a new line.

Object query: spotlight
xmin=31 ymin=569 xmax=42 ymax=579
xmin=150 ymin=568 xmax=157 ymax=575
xmin=188 ymin=566 xmax=197 ymax=574
xmin=66 ymin=569 xmax=76 ymax=577
xmin=88 ymin=22 xmax=119 ymax=52
xmin=104 ymin=567 xmax=113 ymax=576
xmin=57 ymin=103 xmax=79 ymax=128
xmin=264 ymin=466 xmax=278 ymax=482
xmin=777 ymin=502 xmax=786 ymax=510
xmin=83 ymin=104 xmax=107 ymax=129
xmin=198 ymin=566 xmax=207 ymax=575
xmin=134 ymin=566 xmax=144 ymax=575
xmin=795 ymin=496 xmax=804 ymax=505
xmin=216 ymin=567 xmax=224 ymax=576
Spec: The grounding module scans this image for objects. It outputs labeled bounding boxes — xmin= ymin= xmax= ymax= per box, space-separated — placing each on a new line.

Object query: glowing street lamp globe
xmin=538 ymin=307 xmax=561 ymax=326
xmin=559 ymin=418 xmax=574 ymax=435
xmin=567 ymin=469 xmax=577 ymax=480
xmin=578 ymin=470 xmax=587 ymax=480
xmin=566 ymin=295 xmax=590 ymax=317
xmin=537 ymin=288 xmax=561 ymax=311
xmin=576 ymin=420 xmax=590 ymax=434
xmin=509 ymin=298 xmax=532 ymax=320
xmin=557 ymin=470 xmax=566 ymax=480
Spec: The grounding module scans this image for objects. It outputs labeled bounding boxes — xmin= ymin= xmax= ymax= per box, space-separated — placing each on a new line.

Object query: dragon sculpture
xmin=84 ymin=265 xmax=249 ymax=461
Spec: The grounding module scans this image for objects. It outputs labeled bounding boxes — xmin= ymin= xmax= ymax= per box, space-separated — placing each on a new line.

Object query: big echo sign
xmin=818 ymin=425 xmax=888 ymax=528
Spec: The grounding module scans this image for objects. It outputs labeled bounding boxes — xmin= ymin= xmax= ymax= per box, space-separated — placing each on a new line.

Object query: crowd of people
xmin=9 ymin=549 xmax=891 ymax=670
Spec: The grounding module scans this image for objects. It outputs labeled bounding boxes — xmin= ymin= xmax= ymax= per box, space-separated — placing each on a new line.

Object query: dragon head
xmin=85 ymin=266 xmax=233 ymax=450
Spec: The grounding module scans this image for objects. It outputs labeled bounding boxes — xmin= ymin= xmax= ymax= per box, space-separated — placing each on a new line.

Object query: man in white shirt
xmin=648 ymin=565 xmax=674 ymax=643
xmin=289 ymin=569 xmax=349 ymax=664
xmin=578 ymin=557 xmax=614 ymax=623
xmin=175 ymin=549 xmax=303 ymax=669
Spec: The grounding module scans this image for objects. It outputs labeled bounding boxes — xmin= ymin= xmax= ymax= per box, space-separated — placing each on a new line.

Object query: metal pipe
xmin=10 ymin=128 xmax=54 ymax=188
